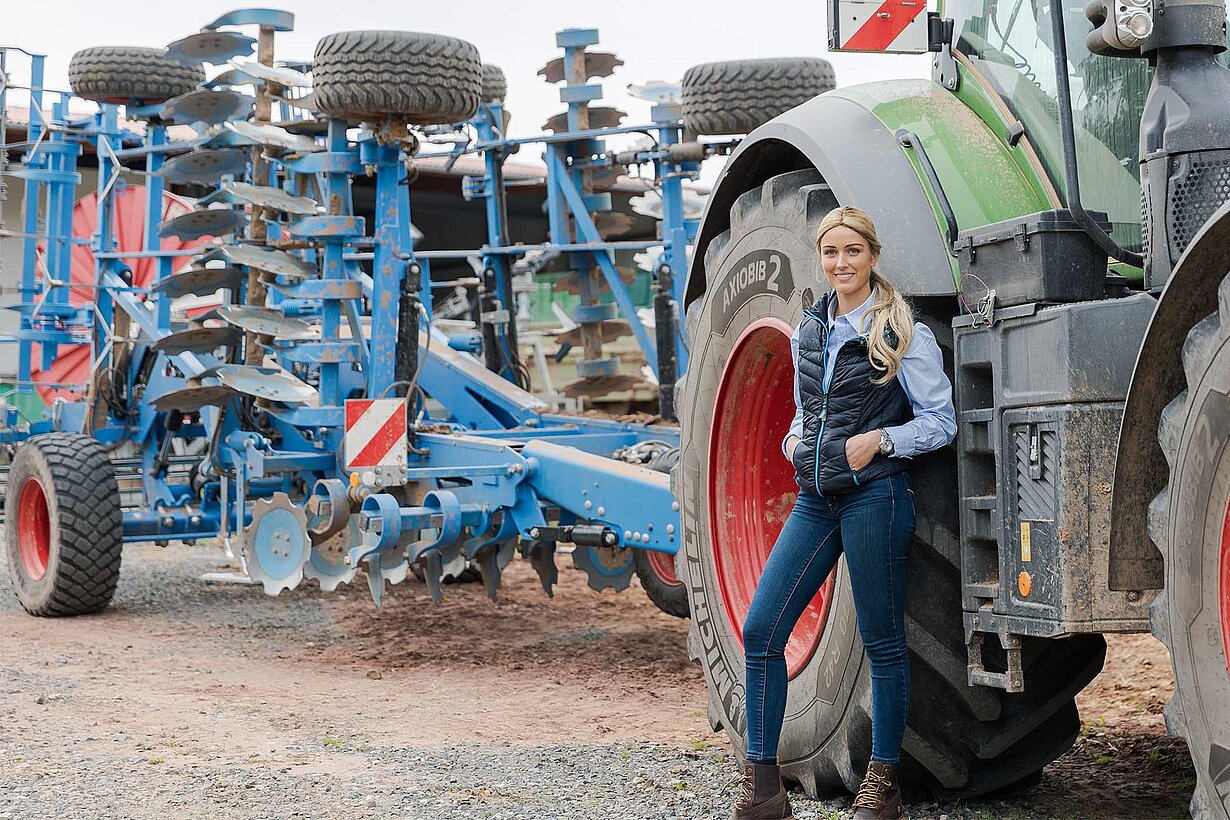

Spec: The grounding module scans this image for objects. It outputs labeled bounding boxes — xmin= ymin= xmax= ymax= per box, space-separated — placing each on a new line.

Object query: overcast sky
xmin=7 ymin=0 xmax=930 ymax=183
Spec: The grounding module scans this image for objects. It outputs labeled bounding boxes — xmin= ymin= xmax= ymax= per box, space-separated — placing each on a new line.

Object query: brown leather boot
xmin=731 ymin=761 xmax=794 ymax=820
xmin=852 ymin=761 xmax=904 ymax=819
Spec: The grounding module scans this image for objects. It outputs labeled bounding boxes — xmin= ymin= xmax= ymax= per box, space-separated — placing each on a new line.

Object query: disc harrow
xmin=0 ymin=9 xmax=732 ymax=618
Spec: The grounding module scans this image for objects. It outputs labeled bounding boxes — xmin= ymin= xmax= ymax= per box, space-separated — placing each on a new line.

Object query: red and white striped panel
xmin=344 ymin=398 xmax=407 ymax=470
xmin=830 ymin=0 xmax=929 ymax=53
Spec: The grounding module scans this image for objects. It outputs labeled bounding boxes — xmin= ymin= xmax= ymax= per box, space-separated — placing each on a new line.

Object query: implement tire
xmin=635 ymin=448 xmax=688 ymax=618
xmin=1148 ymin=267 xmax=1230 ymax=819
xmin=681 ymin=58 xmax=835 ymax=136
xmin=68 ymin=47 xmax=204 ymax=105
xmin=677 ymin=168 xmax=1105 ymax=799
xmin=313 ymin=30 xmax=482 ymax=124
xmin=481 ymin=64 xmax=508 ymax=104
xmin=4 ymin=433 xmax=122 ymax=617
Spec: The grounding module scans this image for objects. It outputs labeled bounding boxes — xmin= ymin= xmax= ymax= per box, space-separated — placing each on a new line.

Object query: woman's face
xmin=819 ymin=224 xmax=877 ymax=301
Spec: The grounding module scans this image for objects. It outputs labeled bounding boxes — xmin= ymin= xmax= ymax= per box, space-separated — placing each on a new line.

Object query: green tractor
xmin=676 ymin=0 xmax=1230 ymax=814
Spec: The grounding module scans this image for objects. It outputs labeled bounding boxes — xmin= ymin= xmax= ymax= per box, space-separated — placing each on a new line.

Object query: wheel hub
xmin=708 ymin=318 xmax=834 ymax=679
xmin=17 ymin=478 xmax=51 ymax=581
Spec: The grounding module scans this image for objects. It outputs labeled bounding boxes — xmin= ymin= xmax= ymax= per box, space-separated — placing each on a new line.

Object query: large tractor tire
xmin=4 ymin=433 xmax=122 ymax=616
xmin=681 ymin=58 xmax=836 ymax=136
xmin=68 ymin=47 xmax=204 ymax=105
xmin=313 ymin=31 xmax=482 ymax=124
xmin=677 ymin=168 xmax=1106 ymax=799
xmin=1149 ymin=268 xmax=1230 ymax=819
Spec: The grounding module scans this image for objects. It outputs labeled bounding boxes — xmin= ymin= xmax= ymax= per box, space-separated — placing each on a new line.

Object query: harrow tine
xmin=365 ymin=554 xmax=385 ymax=608
xmin=421 ymin=550 xmax=445 ymax=604
xmin=526 ymin=540 xmax=559 ymax=598
xmin=474 ymin=546 xmax=501 ymax=602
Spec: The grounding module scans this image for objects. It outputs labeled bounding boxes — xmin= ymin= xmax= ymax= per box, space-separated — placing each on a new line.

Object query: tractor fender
xmin=684 ymin=77 xmax=1059 ymax=314
xmin=685 ymin=84 xmax=957 ymax=312
xmin=1109 ymin=200 xmax=1230 ymax=590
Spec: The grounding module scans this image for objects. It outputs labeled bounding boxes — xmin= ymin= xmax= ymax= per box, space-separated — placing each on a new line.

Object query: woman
xmin=731 ymin=206 xmax=957 ymax=820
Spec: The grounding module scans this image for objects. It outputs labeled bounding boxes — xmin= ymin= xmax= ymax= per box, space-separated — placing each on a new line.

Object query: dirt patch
xmin=1018 ymin=633 xmax=1193 ymax=819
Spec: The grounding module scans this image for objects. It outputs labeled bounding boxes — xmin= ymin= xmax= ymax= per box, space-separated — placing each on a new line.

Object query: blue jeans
xmin=743 ymin=472 xmax=915 ymax=764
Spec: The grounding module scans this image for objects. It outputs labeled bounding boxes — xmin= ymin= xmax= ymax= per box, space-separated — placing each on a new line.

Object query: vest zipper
xmin=812 ymin=316 xmax=828 ymax=497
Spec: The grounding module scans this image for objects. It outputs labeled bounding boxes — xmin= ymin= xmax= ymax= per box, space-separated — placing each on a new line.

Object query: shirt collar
xmin=827 ymin=286 xmax=876 ymax=335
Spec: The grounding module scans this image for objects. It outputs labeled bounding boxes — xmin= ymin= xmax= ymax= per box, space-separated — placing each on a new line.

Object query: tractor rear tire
xmin=1149 ymin=270 xmax=1230 ymax=819
xmin=681 ymin=58 xmax=835 ymax=136
xmin=677 ymin=168 xmax=1106 ymax=799
xmin=4 ymin=433 xmax=122 ymax=616
xmin=313 ymin=30 xmax=482 ymax=124
xmin=481 ymin=64 xmax=508 ymax=104
xmin=68 ymin=47 xmax=204 ymax=105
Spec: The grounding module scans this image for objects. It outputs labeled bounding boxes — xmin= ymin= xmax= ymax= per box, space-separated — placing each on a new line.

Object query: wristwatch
xmin=878 ymin=428 xmax=895 ymax=456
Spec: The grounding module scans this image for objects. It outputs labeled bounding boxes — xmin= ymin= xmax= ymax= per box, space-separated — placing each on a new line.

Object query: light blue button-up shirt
xmin=781 ymin=288 xmax=957 ymax=460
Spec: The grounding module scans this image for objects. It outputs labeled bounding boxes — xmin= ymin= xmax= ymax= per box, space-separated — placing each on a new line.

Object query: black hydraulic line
xmin=896 ymin=130 xmax=960 ymax=254
xmin=395 ymin=264 xmax=421 ymax=405
xmin=653 ymin=266 xmax=678 ymax=421
xmin=1047 ymin=0 xmax=1146 ymax=268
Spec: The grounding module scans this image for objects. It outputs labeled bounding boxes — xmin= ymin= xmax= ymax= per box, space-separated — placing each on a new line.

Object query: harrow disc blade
xmin=571 ymin=544 xmax=634 ymax=592
xmin=151 ymin=325 xmax=242 ymax=356
xmin=158 ymin=207 xmax=247 ymax=240
xmin=158 ymin=148 xmax=250 ymax=185
xmin=550 ymin=267 xmax=636 ymax=296
xmin=304 ymin=518 xmax=361 ymax=592
xmin=151 ymin=382 xmax=239 ymax=413
xmin=225 ymin=120 xmax=321 ymax=153
xmin=212 ymin=181 xmax=321 ymax=213
xmin=214 ymin=364 xmax=318 ymax=404
xmin=153 ymin=265 xmax=246 ymax=299
xmin=218 ymin=305 xmax=317 ymax=340
xmin=160 ymin=88 xmax=254 ymax=125
xmin=165 ymin=30 xmax=256 ymax=66
xmin=552 ymin=319 xmax=631 ymax=348
xmin=242 ymin=493 xmax=311 ymax=596
xmin=542 ymin=106 xmax=626 ymax=134
xmin=537 ymin=52 xmax=625 ymax=84
xmin=229 ymin=59 xmax=312 ymax=89
xmin=215 ymin=242 xmax=320 ymax=278
xmin=560 ymin=373 xmax=646 ymax=399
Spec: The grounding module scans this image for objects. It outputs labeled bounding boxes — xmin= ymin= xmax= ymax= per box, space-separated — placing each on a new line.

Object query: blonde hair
xmin=816 ymin=206 xmax=914 ymax=384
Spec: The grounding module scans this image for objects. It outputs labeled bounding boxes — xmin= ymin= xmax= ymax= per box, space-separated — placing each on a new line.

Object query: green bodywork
xmin=831 ymin=80 xmax=1055 ymax=288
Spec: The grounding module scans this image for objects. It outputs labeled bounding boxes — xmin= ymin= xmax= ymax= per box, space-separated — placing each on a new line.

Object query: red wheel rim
xmin=648 ymin=548 xmax=682 ymax=586
xmin=1220 ymin=491 xmax=1230 ymax=679
xmin=17 ymin=478 xmax=52 ymax=581
xmin=709 ymin=318 xmax=835 ymax=680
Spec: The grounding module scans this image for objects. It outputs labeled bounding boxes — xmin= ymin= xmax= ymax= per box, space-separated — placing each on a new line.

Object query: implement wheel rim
xmin=708 ymin=318 xmax=834 ymax=679
xmin=17 ymin=477 xmax=52 ymax=581
xmin=647 ymin=548 xmax=682 ymax=586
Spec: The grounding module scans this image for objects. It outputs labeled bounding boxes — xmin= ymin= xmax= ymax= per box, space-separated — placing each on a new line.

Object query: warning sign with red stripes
xmin=830 ymin=0 xmax=929 ymax=53
xmin=344 ymin=398 xmax=407 ymax=470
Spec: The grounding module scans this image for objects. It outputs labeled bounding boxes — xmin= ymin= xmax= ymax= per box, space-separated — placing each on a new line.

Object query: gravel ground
xmin=0 ymin=542 xmax=1194 ymax=819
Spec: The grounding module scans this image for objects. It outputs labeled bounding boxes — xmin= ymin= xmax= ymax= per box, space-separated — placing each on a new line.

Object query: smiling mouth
xmin=834 ymin=271 xmax=856 ymax=282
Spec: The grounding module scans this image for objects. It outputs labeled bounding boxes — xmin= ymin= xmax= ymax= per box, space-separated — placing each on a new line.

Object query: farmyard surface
xmin=0 ymin=542 xmax=1193 ymax=819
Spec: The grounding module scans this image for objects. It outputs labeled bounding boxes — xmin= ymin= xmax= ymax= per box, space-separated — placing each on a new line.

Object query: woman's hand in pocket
xmin=844 ymin=431 xmax=881 ymax=471
xmin=786 ymin=435 xmax=801 ymax=464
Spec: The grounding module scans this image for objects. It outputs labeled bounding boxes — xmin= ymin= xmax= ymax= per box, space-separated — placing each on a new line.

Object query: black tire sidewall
xmin=1164 ymin=338 xmax=1230 ymax=813
xmin=5 ymin=444 xmax=64 ymax=612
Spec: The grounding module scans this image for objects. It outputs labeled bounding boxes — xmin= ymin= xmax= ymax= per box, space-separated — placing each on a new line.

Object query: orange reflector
xmin=1018 ymin=571 xmax=1032 ymax=597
